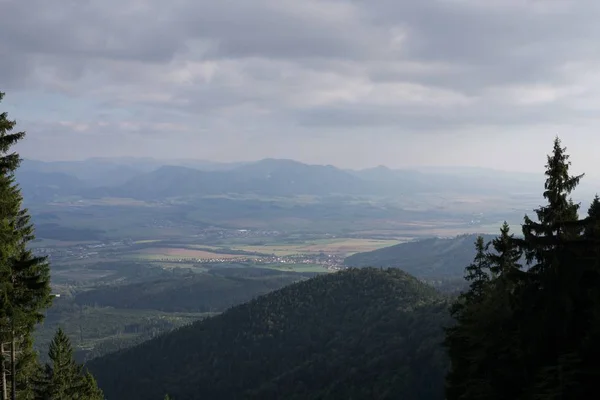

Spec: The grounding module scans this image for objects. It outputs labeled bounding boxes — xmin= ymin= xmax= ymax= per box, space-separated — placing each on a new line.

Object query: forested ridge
xmin=88 ymin=268 xmax=451 ymax=400
xmin=73 ymin=268 xmax=311 ymax=313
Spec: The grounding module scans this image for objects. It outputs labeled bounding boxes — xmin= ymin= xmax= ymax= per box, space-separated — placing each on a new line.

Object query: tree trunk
xmin=1 ymin=343 xmax=7 ymax=400
xmin=10 ymin=332 xmax=15 ymax=400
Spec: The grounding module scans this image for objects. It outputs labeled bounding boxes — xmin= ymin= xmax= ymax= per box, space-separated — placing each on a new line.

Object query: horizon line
xmin=21 ymin=156 xmax=544 ymax=175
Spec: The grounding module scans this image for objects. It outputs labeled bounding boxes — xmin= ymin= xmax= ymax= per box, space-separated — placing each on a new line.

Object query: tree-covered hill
xmin=87 ymin=268 xmax=451 ymax=400
xmin=344 ymin=234 xmax=498 ymax=278
xmin=74 ymin=267 xmax=315 ymax=313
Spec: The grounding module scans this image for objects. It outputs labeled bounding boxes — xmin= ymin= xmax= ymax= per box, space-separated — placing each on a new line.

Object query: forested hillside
xmin=74 ymin=268 xmax=313 ymax=312
xmin=344 ymin=234 xmax=497 ymax=278
xmin=88 ymin=268 xmax=451 ymax=400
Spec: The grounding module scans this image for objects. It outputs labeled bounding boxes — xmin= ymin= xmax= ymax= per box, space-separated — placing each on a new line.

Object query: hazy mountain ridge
xmin=15 ymin=169 xmax=89 ymax=203
xmin=20 ymin=159 xmax=146 ymax=187
xmin=17 ymin=157 xmax=555 ymax=202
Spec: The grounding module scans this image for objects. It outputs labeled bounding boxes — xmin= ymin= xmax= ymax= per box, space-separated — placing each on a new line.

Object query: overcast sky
xmin=2 ymin=0 xmax=600 ymax=175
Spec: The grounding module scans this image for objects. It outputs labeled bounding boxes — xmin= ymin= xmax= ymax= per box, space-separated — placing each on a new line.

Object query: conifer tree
xmin=488 ymin=222 xmax=522 ymax=278
xmin=521 ymin=136 xmax=585 ymax=271
xmin=445 ymin=137 xmax=600 ymax=399
xmin=35 ymin=328 xmax=103 ymax=400
xmin=445 ymin=236 xmax=494 ymax=399
xmin=462 ymin=236 xmax=490 ymax=301
xmin=0 ymin=91 xmax=52 ymax=399
xmin=584 ymin=195 xmax=600 ymax=239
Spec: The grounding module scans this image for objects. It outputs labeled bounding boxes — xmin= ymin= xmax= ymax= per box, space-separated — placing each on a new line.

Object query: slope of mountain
xmin=167 ymin=159 xmax=250 ymax=171
xmin=87 ymin=268 xmax=451 ymax=400
xmin=344 ymin=234 xmax=498 ymax=278
xmin=233 ymin=158 xmax=366 ymax=195
xmin=106 ymin=158 xmax=552 ymax=200
xmin=99 ymin=165 xmax=224 ymax=199
xmin=74 ymin=268 xmax=314 ymax=313
xmin=20 ymin=158 xmax=146 ymax=187
xmin=15 ymin=169 xmax=88 ymax=203
xmin=106 ymin=159 xmax=370 ymax=199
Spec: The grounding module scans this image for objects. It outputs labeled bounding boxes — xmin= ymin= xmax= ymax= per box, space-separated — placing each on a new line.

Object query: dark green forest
xmin=87 ymin=268 xmax=451 ymax=400
xmin=73 ymin=267 xmax=312 ymax=313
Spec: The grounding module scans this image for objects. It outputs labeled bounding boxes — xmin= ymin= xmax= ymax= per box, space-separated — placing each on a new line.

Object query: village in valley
xmin=32 ymin=226 xmax=354 ymax=272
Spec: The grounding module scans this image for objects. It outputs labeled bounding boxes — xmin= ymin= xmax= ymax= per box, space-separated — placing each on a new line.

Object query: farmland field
xmin=236 ymin=238 xmax=401 ymax=257
xmin=126 ymin=247 xmax=254 ymax=260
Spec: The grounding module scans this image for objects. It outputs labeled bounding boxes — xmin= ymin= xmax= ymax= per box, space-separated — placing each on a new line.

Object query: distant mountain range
xmin=15 ymin=157 xmax=561 ymax=202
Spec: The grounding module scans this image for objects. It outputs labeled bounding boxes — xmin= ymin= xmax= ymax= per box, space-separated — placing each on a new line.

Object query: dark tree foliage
xmin=585 ymin=195 xmax=600 ymax=239
xmin=73 ymin=268 xmax=309 ymax=313
xmin=463 ymin=236 xmax=490 ymax=300
xmin=0 ymin=91 xmax=53 ymax=399
xmin=0 ymin=91 xmax=103 ymax=399
xmin=34 ymin=328 xmax=103 ymax=399
xmin=445 ymin=137 xmax=600 ymax=399
xmin=88 ymin=268 xmax=451 ymax=400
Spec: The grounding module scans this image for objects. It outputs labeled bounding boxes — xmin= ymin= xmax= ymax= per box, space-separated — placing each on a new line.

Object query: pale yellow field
xmin=135 ymin=247 xmax=251 ymax=259
xmin=238 ymin=238 xmax=400 ymax=257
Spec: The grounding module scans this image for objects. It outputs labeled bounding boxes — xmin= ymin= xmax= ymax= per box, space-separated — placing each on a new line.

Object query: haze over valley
xmin=17 ymin=152 xmax=596 ymax=370
xmin=3 ymin=0 xmax=600 ymax=399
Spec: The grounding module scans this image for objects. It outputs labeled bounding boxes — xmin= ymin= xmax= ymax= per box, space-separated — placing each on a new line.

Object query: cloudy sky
xmin=2 ymin=0 xmax=600 ymax=174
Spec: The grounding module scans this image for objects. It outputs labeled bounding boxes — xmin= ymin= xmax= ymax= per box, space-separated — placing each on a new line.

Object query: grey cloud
xmin=293 ymin=101 xmax=580 ymax=130
xmin=3 ymin=0 xmax=600 ymax=156
xmin=0 ymin=0 xmax=183 ymax=62
xmin=4 ymin=0 xmax=598 ymax=90
xmin=307 ymin=1 xmax=599 ymax=96
xmin=0 ymin=0 xmax=382 ymax=64
xmin=182 ymin=1 xmax=378 ymax=60
xmin=0 ymin=57 xmax=33 ymax=89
